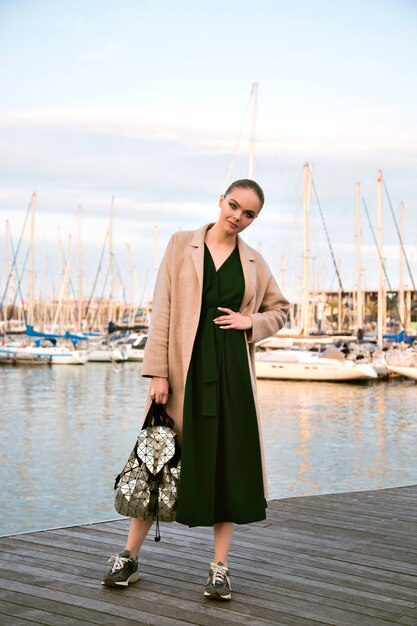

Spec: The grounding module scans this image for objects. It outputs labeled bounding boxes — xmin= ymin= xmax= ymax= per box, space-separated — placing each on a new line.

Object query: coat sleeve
xmin=141 ymin=235 xmax=174 ymax=379
xmin=246 ymin=273 xmax=290 ymax=344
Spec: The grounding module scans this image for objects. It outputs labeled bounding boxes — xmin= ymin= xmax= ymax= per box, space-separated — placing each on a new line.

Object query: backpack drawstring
xmin=154 ymin=497 xmax=161 ymax=542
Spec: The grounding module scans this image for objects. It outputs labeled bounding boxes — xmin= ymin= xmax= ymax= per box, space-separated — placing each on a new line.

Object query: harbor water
xmin=1 ymin=363 xmax=416 ymax=536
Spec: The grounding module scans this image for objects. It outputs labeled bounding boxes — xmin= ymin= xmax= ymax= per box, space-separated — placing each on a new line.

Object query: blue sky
xmin=0 ymin=0 xmax=416 ymax=304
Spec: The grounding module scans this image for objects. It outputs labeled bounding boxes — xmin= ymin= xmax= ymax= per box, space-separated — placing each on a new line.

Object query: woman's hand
xmin=214 ymin=307 xmax=253 ymax=331
xmin=150 ymin=377 xmax=169 ymax=404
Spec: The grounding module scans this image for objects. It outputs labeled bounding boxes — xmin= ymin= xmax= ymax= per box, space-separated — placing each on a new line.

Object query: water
xmin=1 ymin=363 xmax=416 ymax=536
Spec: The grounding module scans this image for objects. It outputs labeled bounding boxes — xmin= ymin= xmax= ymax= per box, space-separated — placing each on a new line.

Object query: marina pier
xmin=1 ymin=485 xmax=416 ymax=625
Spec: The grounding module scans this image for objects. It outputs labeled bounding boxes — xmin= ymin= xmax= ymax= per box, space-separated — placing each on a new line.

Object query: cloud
xmin=1 ymin=106 xmax=416 ymax=303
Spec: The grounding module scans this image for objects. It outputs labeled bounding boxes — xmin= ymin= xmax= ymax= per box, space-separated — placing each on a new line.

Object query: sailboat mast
xmin=52 ymin=234 xmax=72 ymax=332
xmin=109 ymin=196 xmax=115 ymax=297
xmin=338 ymin=257 xmax=342 ymax=332
xmin=154 ymin=225 xmax=159 ymax=273
xmin=28 ymin=192 xmax=37 ymax=326
xmin=77 ymin=206 xmax=84 ymax=329
xmin=355 ymin=182 xmax=363 ymax=331
xmin=108 ymin=196 xmax=115 ymax=324
xmin=301 ymin=163 xmax=312 ymax=335
xmin=376 ymin=170 xmax=383 ymax=348
xmin=3 ymin=220 xmax=9 ymax=322
xmin=398 ymin=201 xmax=405 ymax=330
xmin=127 ymin=243 xmax=136 ymax=325
xmin=248 ymin=82 xmax=258 ymax=180
xmin=280 ymin=253 xmax=286 ymax=294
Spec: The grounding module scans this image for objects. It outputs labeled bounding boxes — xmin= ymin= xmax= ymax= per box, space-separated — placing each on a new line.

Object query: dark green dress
xmin=176 ymin=244 xmax=266 ymax=527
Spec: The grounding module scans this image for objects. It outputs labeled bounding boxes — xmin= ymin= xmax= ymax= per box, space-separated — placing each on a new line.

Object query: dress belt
xmin=200 ymin=303 xmax=241 ymax=417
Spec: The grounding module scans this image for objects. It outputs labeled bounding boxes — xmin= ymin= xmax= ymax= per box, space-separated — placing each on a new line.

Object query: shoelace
xmin=108 ymin=554 xmax=130 ymax=573
xmin=211 ymin=563 xmax=229 ymax=585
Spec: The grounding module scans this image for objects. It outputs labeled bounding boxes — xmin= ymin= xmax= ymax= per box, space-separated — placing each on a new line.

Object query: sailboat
xmin=0 ymin=343 xmax=88 ymax=365
xmin=87 ymin=340 xmax=128 ymax=363
xmin=385 ymin=348 xmax=417 ymax=381
xmin=116 ymin=333 xmax=148 ymax=361
xmin=255 ymin=347 xmax=378 ymax=381
xmin=0 ymin=325 xmax=88 ymax=365
xmin=255 ymin=164 xmax=378 ymax=382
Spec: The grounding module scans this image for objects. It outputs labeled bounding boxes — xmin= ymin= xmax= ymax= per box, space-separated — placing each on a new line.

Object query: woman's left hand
xmin=214 ymin=307 xmax=253 ymax=330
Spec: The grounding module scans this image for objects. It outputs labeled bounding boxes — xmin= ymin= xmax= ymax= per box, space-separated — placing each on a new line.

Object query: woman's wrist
xmin=244 ymin=315 xmax=253 ymax=329
xmin=150 ymin=377 xmax=169 ymax=404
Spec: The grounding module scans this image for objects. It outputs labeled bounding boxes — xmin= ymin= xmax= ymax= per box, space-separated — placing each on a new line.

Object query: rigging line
xmin=58 ymin=238 xmax=79 ymax=315
xmin=84 ymin=227 xmax=109 ymax=318
xmin=361 ymin=197 xmax=405 ymax=330
xmin=112 ymin=254 xmax=128 ymax=308
xmin=310 ymin=175 xmax=345 ymax=295
xmin=328 ymin=269 xmax=337 ymax=292
xmin=8 ymin=234 xmax=30 ymax=326
xmin=222 ymin=89 xmax=253 ymax=191
xmin=0 ymin=203 xmax=31 ymax=313
xmin=90 ymin=265 xmax=110 ymax=330
xmin=382 ymin=179 xmax=417 ymax=295
xmin=140 ymin=265 xmax=150 ymax=308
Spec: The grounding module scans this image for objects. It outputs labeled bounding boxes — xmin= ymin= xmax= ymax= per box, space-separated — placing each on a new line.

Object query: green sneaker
xmin=204 ymin=561 xmax=232 ymax=600
xmin=101 ymin=549 xmax=139 ymax=587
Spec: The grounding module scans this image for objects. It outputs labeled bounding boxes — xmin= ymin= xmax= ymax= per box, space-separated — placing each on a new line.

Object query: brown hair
xmin=224 ymin=179 xmax=265 ymax=208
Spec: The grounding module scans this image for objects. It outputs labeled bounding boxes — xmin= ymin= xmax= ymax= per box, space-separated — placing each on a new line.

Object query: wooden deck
xmin=0 ymin=485 xmax=416 ymax=625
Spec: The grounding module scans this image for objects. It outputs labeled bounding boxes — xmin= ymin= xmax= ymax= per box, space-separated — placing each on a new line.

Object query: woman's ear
xmin=218 ymin=194 xmax=225 ymax=208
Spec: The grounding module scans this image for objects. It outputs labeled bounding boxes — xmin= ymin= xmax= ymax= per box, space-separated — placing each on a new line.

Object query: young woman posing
xmin=102 ymin=179 xmax=289 ymax=600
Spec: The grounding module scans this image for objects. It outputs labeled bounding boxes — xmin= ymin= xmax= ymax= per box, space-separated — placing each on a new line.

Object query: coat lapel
xmin=190 ymin=223 xmax=211 ymax=290
xmin=238 ymin=236 xmax=256 ymax=312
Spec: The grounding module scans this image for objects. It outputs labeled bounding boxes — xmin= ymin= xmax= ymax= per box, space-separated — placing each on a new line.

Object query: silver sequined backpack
xmin=114 ymin=401 xmax=181 ymax=541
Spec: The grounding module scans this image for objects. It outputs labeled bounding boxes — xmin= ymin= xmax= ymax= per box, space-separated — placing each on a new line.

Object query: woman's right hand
xmin=150 ymin=377 xmax=169 ymax=404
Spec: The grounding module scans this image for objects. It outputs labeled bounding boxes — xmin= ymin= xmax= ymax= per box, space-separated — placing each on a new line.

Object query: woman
xmin=102 ymin=179 xmax=289 ymax=600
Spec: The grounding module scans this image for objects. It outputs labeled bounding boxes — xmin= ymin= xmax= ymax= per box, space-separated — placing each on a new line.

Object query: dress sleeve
xmin=141 ymin=235 xmax=174 ymax=379
xmin=246 ymin=273 xmax=289 ymax=344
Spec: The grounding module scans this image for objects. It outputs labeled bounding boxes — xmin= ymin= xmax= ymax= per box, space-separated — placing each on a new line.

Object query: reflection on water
xmin=1 ymin=364 xmax=149 ymax=536
xmin=1 ymin=365 xmax=416 ymax=535
xmin=259 ymin=379 xmax=417 ymax=499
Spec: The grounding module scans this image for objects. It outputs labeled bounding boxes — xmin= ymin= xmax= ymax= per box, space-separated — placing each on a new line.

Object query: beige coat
xmin=142 ymin=223 xmax=289 ymax=495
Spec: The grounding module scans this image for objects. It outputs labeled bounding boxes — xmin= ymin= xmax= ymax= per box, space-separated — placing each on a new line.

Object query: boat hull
xmin=50 ymin=351 xmax=88 ymax=365
xmin=0 ymin=346 xmax=88 ymax=365
xmin=386 ymin=365 xmax=417 ymax=381
xmin=87 ymin=348 xmax=128 ymax=362
xmin=125 ymin=349 xmax=144 ymax=361
xmin=255 ymin=351 xmax=378 ymax=382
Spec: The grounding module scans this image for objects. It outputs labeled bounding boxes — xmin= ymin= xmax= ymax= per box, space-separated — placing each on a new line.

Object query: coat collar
xmin=190 ymin=223 xmax=256 ymax=311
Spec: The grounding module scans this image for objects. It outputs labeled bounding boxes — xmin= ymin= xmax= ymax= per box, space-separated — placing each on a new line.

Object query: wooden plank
xmin=271 ymin=501 xmax=417 ymax=525
xmin=0 ymin=590 xmax=139 ymax=626
xmin=0 ymin=579 xmax=204 ymax=626
xmin=398 ymin=617 xmax=417 ymax=625
xmin=0 ymin=552 xmax=406 ymax=623
xmin=0 ymin=599 xmax=95 ymax=625
xmin=238 ymin=525 xmax=417 ymax=563
xmin=2 ymin=534 xmax=414 ymax=592
xmin=0 ymin=575 xmax=284 ymax=626
xmin=0 ymin=614 xmax=34 ymax=626
xmin=227 ymin=539 xmax=417 ymax=589
xmin=0 ymin=543 xmax=408 ymax=623
xmin=0 ymin=485 xmax=416 ymax=626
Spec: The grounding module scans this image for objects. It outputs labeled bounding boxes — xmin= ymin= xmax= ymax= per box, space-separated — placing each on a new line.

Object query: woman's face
xmin=218 ymin=186 xmax=262 ymax=236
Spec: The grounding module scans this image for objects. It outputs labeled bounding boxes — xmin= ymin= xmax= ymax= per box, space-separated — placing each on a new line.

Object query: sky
xmin=0 ymin=0 xmax=416 ymax=306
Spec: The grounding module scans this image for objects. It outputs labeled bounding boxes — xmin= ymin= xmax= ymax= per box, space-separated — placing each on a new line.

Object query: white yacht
xmin=255 ymin=348 xmax=378 ymax=382
xmin=385 ymin=348 xmax=417 ymax=381
xmin=118 ymin=334 xmax=148 ymax=361
xmin=0 ymin=344 xmax=88 ymax=365
xmin=87 ymin=341 xmax=128 ymax=363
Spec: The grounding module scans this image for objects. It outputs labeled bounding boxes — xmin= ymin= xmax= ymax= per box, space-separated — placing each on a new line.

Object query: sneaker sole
xmin=101 ymin=571 xmax=140 ymax=587
xmin=204 ymin=590 xmax=231 ymax=600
